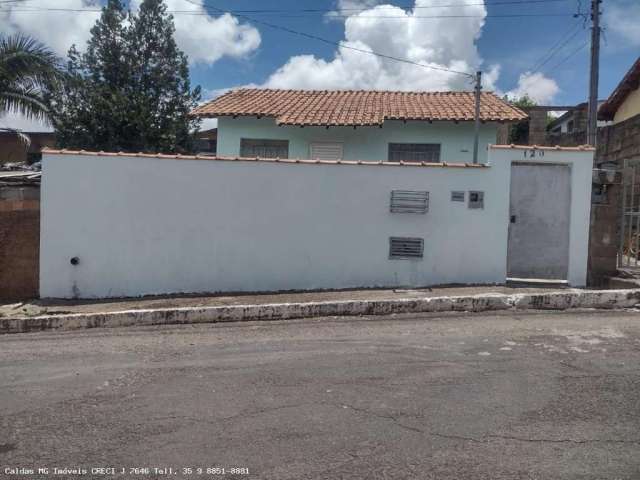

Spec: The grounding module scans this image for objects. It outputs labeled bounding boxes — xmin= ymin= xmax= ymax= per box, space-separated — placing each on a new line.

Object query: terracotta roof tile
xmin=41 ymin=148 xmax=489 ymax=168
xmin=192 ymin=89 xmax=528 ymax=126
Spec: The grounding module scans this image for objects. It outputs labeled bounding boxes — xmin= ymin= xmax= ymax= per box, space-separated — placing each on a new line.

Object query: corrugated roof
xmin=192 ymin=89 xmax=528 ymax=126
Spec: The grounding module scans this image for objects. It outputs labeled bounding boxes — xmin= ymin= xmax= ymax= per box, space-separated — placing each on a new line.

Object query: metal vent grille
xmin=469 ymin=191 xmax=485 ymax=209
xmin=389 ymin=237 xmax=424 ymax=259
xmin=310 ymin=142 xmax=343 ymax=161
xmin=451 ymin=191 xmax=465 ymax=202
xmin=390 ymin=190 xmax=429 ymax=214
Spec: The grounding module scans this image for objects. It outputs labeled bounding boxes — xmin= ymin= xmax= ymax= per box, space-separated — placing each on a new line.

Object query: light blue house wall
xmin=217 ymin=117 xmax=500 ymax=164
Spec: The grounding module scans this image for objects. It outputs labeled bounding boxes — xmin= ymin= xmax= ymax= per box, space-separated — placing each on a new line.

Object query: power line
xmin=0 ymin=0 xmax=572 ymax=12
xmin=529 ymin=21 xmax=584 ymax=72
xmin=242 ymin=13 xmax=574 ymax=19
xmin=184 ymin=0 xmax=475 ymax=78
xmin=186 ymin=0 xmax=571 ymax=13
xmin=546 ymin=40 xmax=589 ymax=71
xmin=0 ymin=7 xmax=576 ymax=19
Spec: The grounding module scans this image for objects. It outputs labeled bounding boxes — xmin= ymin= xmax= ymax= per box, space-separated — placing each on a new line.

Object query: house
xmin=0 ymin=131 xmax=55 ymax=165
xmin=593 ymin=56 xmax=640 ymax=276
xmin=192 ymin=89 xmax=527 ymax=164
xmin=547 ymin=101 xmax=610 ymax=136
xmin=598 ymin=57 xmax=640 ymax=125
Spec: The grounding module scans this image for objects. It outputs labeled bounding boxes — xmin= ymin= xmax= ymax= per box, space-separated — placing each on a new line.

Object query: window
xmin=388 ymin=143 xmax=441 ymax=162
xmin=389 ymin=237 xmax=424 ymax=259
xmin=310 ymin=142 xmax=343 ymax=161
xmin=567 ymin=120 xmax=575 ymax=133
xmin=240 ymin=139 xmax=289 ymax=159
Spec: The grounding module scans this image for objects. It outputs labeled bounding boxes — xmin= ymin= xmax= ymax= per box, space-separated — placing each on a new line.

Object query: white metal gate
xmin=619 ymin=159 xmax=640 ymax=269
xmin=507 ymin=162 xmax=571 ymax=281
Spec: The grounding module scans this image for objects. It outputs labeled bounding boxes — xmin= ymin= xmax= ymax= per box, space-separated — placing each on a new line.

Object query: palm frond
xmin=0 ymin=34 xmax=62 ymax=123
xmin=1 ymin=87 xmax=51 ymax=123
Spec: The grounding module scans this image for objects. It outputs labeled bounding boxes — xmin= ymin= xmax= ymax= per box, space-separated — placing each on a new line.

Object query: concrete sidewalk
xmin=0 ymin=285 xmax=560 ymax=318
xmin=1 ymin=286 xmax=640 ymax=334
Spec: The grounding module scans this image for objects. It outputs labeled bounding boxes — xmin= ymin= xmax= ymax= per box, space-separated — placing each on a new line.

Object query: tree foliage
xmin=504 ymin=95 xmax=536 ymax=145
xmin=50 ymin=0 xmax=201 ymax=153
xmin=0 ymin=34 xmax=63 ymax=124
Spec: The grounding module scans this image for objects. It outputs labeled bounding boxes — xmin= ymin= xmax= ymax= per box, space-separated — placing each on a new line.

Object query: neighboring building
xmin=194 ymin=128 xmax=217 ymax=155
xmin=193 ymin=89 xmax=527 ymax=164
xmin=0 ymin=170 xmax=40 ymax=300
xmin=548 ymin=101 xmax=610 ymax=136
xmin=0 ymin=131 xmax=56 ymax=165
xmin=599 ymin=57 xmax=640 ymax=124
xmin=592 ymin=56 xmax=640 ymax=279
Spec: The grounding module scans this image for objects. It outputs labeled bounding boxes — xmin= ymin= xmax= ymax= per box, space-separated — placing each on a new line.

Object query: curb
xmin=2 ymin=289 xmax=640 ymax=335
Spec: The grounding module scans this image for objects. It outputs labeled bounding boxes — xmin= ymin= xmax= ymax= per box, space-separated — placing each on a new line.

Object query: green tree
xmin=128 ymin=0 xmax=201 ymax=152
xmin=50 ymin=0 xmax=131 ymax=150
xmin=51 ymin=0 xmax=201 ymax=153
xmin=0 ymin=34 xmax=62 ymax=145
xmin=505 ymin=95 xmax=536 ymax=145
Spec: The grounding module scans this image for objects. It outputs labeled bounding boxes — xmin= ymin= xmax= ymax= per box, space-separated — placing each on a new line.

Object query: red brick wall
xmin=0 ymin=200 xmax=40 ymax=301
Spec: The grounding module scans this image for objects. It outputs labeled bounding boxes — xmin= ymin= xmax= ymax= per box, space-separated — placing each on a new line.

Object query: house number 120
xmin=523 ymin=149 xmax=545 ymax=158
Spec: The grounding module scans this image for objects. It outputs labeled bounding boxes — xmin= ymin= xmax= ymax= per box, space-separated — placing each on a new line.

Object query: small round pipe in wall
xmin=70 ymin=257 xmax=80 ymax=266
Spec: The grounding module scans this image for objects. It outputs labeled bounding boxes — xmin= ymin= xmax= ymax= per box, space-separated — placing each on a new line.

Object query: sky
xmin=1 ymin=0 xmax=639 ymax=132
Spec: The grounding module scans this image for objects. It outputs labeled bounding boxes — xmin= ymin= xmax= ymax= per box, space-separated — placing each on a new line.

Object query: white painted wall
xmin=40 ymin=147 xmax=593 ymax=298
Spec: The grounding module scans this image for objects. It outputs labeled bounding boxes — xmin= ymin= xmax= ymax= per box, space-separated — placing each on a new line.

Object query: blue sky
xmin=1 ymin=0 xmax=639 ymax=130
xmin=189 ymin=0 xmax=638 ymax=105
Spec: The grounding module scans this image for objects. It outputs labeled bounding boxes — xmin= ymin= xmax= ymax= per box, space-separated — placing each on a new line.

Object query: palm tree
xmin=0 ymin=34 xmax=62 ymax=145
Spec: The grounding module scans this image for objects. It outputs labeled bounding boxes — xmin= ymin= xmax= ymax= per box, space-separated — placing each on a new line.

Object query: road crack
xmin=331 ymin=402 xmax=640 ymax=445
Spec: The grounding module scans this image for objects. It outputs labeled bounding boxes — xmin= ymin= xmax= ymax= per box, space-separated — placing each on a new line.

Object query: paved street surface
xmin=1 ymin=310 xmax=640 ymax=479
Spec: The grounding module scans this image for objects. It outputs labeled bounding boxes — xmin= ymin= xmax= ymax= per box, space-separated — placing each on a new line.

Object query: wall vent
xmin=451 ymin=191 xmax=465 ymax=202
xmin=310 ymin=142 xmax=343 ymax=161
xmin=390 ymin=190 xmax=429 ymax=214
xmin=389 ymin=237 xmax=424 ymax=259
xmin=468 ymin=191 xmax=485 ymax=209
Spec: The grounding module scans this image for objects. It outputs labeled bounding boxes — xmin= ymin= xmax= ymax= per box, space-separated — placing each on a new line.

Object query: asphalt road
xmin=1 ymin=310 xmax=640 ymax=480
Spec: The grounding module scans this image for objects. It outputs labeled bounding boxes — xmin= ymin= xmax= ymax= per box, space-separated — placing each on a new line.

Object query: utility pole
xmin=472 ymin=71 xmax=482 ymax=164
xmin=587 ymin=0 xmax=601 ymax=146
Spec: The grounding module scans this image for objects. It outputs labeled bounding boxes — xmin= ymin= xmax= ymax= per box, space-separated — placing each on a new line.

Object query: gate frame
xmin=618 ymin=157 xmax=640 ymax=269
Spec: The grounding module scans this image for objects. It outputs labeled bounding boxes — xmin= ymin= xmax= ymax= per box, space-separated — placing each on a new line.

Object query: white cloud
xmin=1 ymin=0 xmax=261 ymax=64
xmin=604 ymin=1 xmax=640 ymax=46
xmin=261 ymin=0 xmax=562 ymax=105
xmin=130 ymin=0 xmax=261 ymax=64
xmin=335 ymin=0 xmax=386 ymax=13
xmin=200 ymin=118 xmax=218 ymax=131
xmin=264 ymin=0 xmax=493 ymax=92
xmin=0 ymin=0 xmax=101 ymax=57
xmin=505 ymin=72 xmax=560 ymax=104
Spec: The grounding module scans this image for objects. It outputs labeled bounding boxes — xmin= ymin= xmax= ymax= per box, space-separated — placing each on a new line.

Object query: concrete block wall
xmin=0 ymin=196 xmax=40 ymax=300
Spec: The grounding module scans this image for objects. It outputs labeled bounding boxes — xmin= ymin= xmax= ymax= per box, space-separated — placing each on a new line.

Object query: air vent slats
xmin=389 ymin=237 xmax=424 ymax=259
xmin=390 ymin=190 xmax=429 ymax=214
